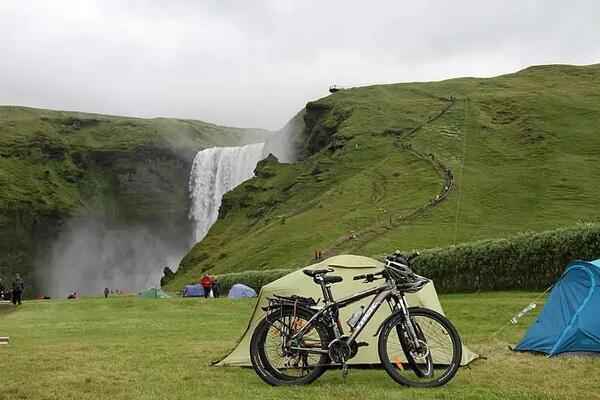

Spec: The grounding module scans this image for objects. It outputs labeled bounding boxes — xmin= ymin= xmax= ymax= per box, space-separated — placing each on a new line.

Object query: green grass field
xmin=2 ymin=293 xmax=599 ymax=400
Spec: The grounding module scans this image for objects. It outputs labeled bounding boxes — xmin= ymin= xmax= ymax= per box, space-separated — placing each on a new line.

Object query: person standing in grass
xmin=12 ymin=273 xmax=24 ymax=306
xmin=200 ymin=274 xmax=213 ymax=298
xmin=104 ymin=287 xmax=109 ymax=298
xmin=212 ymin=278 xmax=220 ymax=298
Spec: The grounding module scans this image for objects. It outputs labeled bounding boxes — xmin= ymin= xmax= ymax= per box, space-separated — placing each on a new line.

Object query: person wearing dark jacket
xmin=12 ymin=273 xmax=24 ymax=306
xmin=212 ymin=279 xmax=220 ymax=298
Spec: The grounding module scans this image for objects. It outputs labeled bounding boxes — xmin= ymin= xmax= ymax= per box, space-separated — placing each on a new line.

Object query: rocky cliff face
xmin=0 ymin=106 xmax=268 ymax=296
xmin=302 ymin=100 xmax=352 ymax=156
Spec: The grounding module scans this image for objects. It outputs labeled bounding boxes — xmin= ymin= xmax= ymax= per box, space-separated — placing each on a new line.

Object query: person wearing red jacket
xmin=200 ymin=275 xmax=213 ymax=298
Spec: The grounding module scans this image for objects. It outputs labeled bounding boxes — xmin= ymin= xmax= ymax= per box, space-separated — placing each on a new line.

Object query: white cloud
xmin=1 ymin=0 xmax=599 ymax=130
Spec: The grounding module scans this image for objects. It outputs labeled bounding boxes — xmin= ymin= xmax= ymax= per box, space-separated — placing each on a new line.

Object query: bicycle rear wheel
xmin=378 ymin=307 xmax=462 ymax=388
xmin=250 ymin=307 xmax=331 ymax=386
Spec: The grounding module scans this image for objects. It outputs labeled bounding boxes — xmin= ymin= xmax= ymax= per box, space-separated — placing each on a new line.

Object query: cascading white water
xmin=188 ymin=142 xmax=266 ymax=242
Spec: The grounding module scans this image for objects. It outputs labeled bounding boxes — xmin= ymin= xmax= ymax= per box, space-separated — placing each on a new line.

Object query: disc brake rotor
xmin=410 ymin=339 xmax=430 ymax=360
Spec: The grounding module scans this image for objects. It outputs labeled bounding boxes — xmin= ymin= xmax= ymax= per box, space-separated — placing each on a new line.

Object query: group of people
xmin=200 ymin=274 xmax=220 ymax=298
xmin=0 ymin=273 xmax=25 ymax=306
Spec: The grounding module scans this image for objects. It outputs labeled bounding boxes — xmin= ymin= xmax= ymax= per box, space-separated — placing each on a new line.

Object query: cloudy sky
xmin=1 ymin=1 xmax=599 ymax=130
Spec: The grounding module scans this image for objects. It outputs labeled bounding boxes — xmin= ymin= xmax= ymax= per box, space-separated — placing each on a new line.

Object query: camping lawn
xmin=1 ymin=293 xmax=599 ymax=400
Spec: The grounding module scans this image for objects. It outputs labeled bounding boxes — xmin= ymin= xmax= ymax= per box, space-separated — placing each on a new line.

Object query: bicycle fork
xmin=395 ymin=296 xmax=435 ymax=381
xmin=397 ymin=294 xmax=422 ymax=350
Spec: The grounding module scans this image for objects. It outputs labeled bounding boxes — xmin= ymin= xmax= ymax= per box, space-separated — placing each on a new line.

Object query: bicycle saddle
xmin=303 ymin=268 xmax=343 ymax=284
xmin=303 ymin=268 xmax=333 ymax=277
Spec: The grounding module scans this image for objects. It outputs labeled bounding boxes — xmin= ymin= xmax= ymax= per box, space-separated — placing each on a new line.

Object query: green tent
xmin=138 ymin=287 xmax=171 ymax=299
xmin=216 ymin=255 xmax=478 ymax=367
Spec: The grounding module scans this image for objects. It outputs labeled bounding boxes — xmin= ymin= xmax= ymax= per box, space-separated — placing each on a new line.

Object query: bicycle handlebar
xmin=386 ymin=251 xmax=420 ymax=265
xmin=353 ymin=271 xmax=385 ymax=282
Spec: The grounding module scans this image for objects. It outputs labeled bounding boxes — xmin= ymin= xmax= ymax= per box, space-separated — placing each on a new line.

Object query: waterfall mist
xmin=263 ymin=109 xmax=306 ymax=163
xmin=188 ymin=142 xmax=266 ymax=242
xmin=37 ymin=219 xmax=188 ymax=298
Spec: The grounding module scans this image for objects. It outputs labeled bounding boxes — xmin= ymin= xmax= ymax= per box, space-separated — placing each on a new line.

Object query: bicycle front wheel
xmin=378 ymin=307 xmax=462 ymax=388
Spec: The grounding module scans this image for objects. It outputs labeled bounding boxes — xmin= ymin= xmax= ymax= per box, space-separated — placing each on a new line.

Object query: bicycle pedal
xmin=356 ymin=341 xmax=369 ymax=348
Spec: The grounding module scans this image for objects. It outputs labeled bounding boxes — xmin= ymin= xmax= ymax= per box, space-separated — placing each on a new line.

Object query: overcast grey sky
xmin=1 ymin=1 xmax=599 ymax=130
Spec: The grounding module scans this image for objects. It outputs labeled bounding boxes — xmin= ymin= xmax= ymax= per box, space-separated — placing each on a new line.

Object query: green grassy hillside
xmin=172 ymin=63 xmax=600 ymax=288
xmin=0 ymin=106 xmax=268 ymax=290
xmin=0 ymin=106 xmax=268 ymax=215
xmin=2 ymin=295 xmax=599 ymax=399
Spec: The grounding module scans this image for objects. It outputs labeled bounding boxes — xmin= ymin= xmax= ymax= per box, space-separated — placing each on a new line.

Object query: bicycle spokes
xmin=262 ymin=316 xmax=324 ymax=378
xmin=385 ymin=314 xmax=456 ymax=383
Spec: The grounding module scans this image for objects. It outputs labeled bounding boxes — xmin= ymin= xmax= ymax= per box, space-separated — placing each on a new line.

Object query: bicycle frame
xmin=286 ymin=277 xmax=413 ymax=355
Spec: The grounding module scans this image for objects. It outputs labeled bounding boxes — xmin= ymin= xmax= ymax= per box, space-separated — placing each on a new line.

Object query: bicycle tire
xmin=378 ymin=307 xmax=462 ymax=388
xmin=250 ymin=307 xmax=331 ymax=386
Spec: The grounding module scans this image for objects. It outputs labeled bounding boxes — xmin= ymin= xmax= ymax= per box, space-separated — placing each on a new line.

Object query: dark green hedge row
xmin=412 ymin=224 xmax=600 ymax=292
xmin=216 ymin=269 xmax=292 ymax=294
xmin=214 ymin=224 xmax=600 ymax=294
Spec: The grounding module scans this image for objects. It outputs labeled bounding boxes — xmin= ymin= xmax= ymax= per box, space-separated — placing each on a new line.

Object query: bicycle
xmin=249 ymin=252 xmax=462 ymax=387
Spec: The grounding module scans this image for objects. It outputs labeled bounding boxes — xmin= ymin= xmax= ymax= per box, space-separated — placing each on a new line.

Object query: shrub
xmin=214 ymin=224 xmax=600 ymax=295
xmin=412 ymin=223 xmax=600 ymax=292
xmin=216 ymin=269 xmax=293 ymax=294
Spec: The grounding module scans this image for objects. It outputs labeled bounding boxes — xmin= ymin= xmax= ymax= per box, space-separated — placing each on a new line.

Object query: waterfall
xmin=188 ymin=142 xmax=266 ymax=243
xmin=37 ymin=142 xmax=267 ymax=297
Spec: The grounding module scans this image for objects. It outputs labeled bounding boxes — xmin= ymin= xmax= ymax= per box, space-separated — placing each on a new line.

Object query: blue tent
xmin=228 ymin=284 xmax=257 ymax=299
xmin=183 ymin=284 xmax=205 ymax=297
xmin=515 ymin=259 xmax=600 ymax=356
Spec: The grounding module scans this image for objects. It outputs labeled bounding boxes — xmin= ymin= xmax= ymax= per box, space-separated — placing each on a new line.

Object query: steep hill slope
xmin=0 ymin=106 xmax=268 ymax=292
xmin=171 ymin=63 xmax=600 ymax=288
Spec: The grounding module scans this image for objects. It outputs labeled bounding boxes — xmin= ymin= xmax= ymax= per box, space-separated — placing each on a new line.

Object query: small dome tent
xmin=138 ymin=288 xmax=171 ymax=299
xmin=215 ymin=254 xmax=477 ymax=367
xmin=228 ymin=284 xmax=257 ymax=299
xmin=183 ymin=284 xmax=205 ymax=297
xmin=515 ymin=259 xmax=600 ymax=356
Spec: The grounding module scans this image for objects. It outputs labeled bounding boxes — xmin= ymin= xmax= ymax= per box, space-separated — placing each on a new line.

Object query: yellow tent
xmin=217 ymin=255 xmax=478 ymax=366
